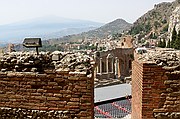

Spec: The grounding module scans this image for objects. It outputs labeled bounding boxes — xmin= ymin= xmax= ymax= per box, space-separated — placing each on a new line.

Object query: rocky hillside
xmin=129 ymin=0 xmax=180 ymax=41
xmin=43 ymin=19 xmax=132 ymax=45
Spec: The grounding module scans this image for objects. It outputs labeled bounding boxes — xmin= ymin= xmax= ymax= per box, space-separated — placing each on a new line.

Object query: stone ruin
xmin=137 ymin=50 xmax=180 ymax=67
xmin=0 ymin=51 xmax=95 ymax=119
xmin=0 ymin=108 xmax=70 ymax=119
xmin=132 ymin=49 xmax=180 ymax=119
xmin=0 ymin=51 xmax=94 ymax=74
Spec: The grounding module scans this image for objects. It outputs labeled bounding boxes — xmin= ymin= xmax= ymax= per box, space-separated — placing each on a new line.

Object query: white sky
xmin=0 ymin=0 xmax=175 ymax=25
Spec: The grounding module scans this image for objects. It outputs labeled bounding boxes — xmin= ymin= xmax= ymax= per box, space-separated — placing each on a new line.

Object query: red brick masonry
xmin=132 ymin=60 xmax=180 ymax=119
xmin=0 ymin=71 xmax=94 ymax=119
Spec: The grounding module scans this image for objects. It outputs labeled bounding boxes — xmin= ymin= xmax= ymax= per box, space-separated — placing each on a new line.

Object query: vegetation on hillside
xmin=158 ymin=26 xmax=180 ymax=49
xmin=129 ymin=0 xmax=180 ymax=40
xmin=169 ymin=27 xmax=180 ymax=49
xmin=158 ymin=39 xmax=166 ymax=48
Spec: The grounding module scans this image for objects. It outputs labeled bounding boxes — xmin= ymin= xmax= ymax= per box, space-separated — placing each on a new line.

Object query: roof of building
xmin=94 ymin=84 xmax=131 ymax=103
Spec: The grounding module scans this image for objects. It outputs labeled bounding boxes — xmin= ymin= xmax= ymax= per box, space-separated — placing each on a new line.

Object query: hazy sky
xmin=0 ymin=0 xmax=175 ymax=25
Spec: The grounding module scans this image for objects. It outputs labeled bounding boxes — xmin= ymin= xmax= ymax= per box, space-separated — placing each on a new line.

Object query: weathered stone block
xmin=70 ymin=98 xmax=80 ymax=102
xmin=54 ymin=93 xmax=62 ymax=97
xmin=67 ymin=102 xmax=79 ymax=106
xmin=47 ymin=97 xmax=59 ymax=101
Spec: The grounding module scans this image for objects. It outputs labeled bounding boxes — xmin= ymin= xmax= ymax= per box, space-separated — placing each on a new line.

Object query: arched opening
xmin=108 ymin=58 xmax=113 ymax=72
xmin=129 ymin=60 xmax=132 ymax=69
xmin=102 ymin=61 xmax=106 ymax=73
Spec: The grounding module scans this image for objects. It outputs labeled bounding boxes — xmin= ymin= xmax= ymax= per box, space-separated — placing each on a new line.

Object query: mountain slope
xmin=41 ymin=27 xmax=98 ymax=40
xmin=80 ymin=18 xmax=132 ymax=38
xmin=129 ymin=0 xmax=180 ymax=40
xmin=44 ymin=18 xmax=132 ymax=45
xmin=0 ymin=16 xmax=103 ymax=43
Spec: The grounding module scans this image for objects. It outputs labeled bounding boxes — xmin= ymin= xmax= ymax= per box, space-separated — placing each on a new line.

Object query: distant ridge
xmin=44 ymin=18 xmax=132 ymax=45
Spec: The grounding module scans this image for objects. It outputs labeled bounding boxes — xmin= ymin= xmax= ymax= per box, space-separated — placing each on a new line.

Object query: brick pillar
xmin=132 ymin=61 xmax=167 ymax=119
xmin=132 ymin=61 xmax=143 ymax=119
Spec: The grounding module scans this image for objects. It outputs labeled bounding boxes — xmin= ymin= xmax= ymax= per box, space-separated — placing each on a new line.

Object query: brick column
xmin=132 ymin=61 xmax=167 ymax=119
xmin=132 ymin=60 xmax=143 ymax=119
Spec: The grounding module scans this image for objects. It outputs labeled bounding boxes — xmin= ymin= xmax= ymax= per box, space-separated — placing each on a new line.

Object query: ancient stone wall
xmin=132 ymin=60 xmax=180 ymax=119
xmin=153 ymin=66 xmax=180 ymax=119
xmin=0 ymin=70 xmax=94 ymax=119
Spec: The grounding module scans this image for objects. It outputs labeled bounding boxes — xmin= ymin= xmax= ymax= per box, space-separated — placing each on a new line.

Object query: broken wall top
xmin=0 ymin=51 xmax=95 ymax=75
xmin=136 ymin=48 xmax=180 ymax=68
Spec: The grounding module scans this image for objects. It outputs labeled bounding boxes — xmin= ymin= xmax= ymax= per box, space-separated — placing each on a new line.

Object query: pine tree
xmin=174 ymin=30 xmax=180 ymax=50
xmin=158 ymin=39 xmax=163 ymax=47
xmin=162 ymin=39 xmax=166 ymax=48
xmin=171 ymin=26 xmax=177 ymax=48
xmin=167 ymin=39 xmax=171 ymax=48
xmin=158 ymin=39 xmax=166 ymax=48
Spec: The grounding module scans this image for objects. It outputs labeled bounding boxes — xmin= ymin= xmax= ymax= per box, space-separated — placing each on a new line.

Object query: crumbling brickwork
xmin=132 ymin=60 xmax=180 ymax=119
xmin=153 ymin=66 xmax=180 ymax=119
xmin=0 ymin=71 xmax=94 ymax=119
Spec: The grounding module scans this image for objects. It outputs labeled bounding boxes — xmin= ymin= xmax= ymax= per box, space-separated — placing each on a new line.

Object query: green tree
xmin=174 ymin=30 xmax=180 ymax=49
xmin=166 ymin=39 xmax=171 ymax=48
xmin=145 ymin=21 xmax=151 ymax=32
xmin=162 ymin=39 xmax=166 ymax=48
xmin=162 ymin=24 xmax=168 ymax=32
xmin=158 ymin=39 xmax=166 ymax=48
xmin=171 ymin=26 xmax=177 ymax=48
xmin=129 ymin=24 xmax=144 ymax=35
xmin=154 ymin=21 xmax=160 ymax=29
xmin=158 ymin=39 xmax=163 ymax=47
